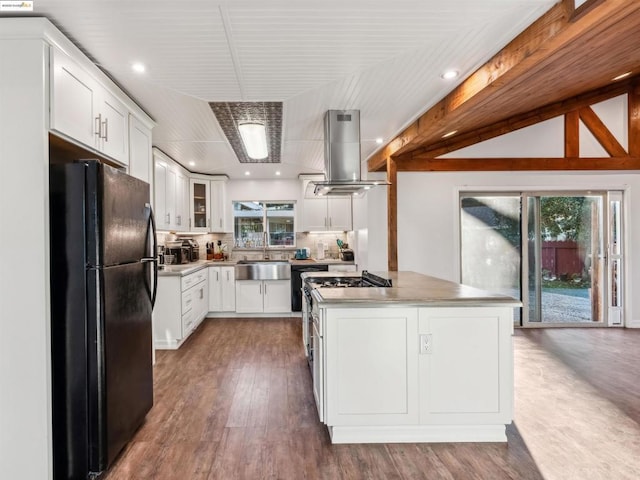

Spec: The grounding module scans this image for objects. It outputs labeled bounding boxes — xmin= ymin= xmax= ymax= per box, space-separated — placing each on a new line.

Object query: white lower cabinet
xmin=235 ymin=279 xmax=291 ymax=313
xmin=325 ymin=308 xmax=419 ymax=426
xmin=153 ymin=269 xmax=208 ymax=349
xmin=208 ymin=266 xmax=235 ymax=312
xmin=323 ymin=305 xmax=514 ymax=444
xmin=417 ymin=307 xmax=513 ymax=426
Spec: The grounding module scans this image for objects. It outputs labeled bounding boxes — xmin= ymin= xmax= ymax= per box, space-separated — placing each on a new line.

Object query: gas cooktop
xmin=305 ymin=270 xmax=392 ymax=289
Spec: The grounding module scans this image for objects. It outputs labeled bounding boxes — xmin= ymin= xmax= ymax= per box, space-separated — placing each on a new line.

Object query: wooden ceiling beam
xmin=368 ymin=0 xmax=640 ymax=173
xmin=578 ymin=106 xmax=628 ymax=157
xmin=396 ymin=80 xmax=633 ymax=162
xmin=395 ymin=157 xmax=640 ymax=172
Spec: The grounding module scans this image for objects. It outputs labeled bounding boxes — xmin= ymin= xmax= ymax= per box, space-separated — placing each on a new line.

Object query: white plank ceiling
xmin=26 ymin=0 xmax=555 ymax=178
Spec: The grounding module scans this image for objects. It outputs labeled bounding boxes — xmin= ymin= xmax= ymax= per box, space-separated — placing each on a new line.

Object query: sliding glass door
xmin=523 ymin=193 xmax=605 ymax=326
xmin=460 ymin=191 xmax=624 ymax=327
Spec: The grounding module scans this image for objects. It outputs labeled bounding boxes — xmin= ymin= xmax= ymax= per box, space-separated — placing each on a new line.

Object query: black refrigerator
xmin=49 ymin=160 xmax=158 ymax=479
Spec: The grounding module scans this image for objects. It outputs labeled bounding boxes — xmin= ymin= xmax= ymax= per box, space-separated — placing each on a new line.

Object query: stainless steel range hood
xmin=312 ymin=110 xmax=389 ymax=196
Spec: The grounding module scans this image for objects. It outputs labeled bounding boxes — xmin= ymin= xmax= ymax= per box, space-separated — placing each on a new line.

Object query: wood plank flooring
xmin=103 ymin=319 xmax=640 ymax=480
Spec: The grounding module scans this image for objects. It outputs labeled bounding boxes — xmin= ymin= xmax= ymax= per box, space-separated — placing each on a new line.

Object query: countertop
xmin=158 ymin=258 xmax=355 ymax=277
xmin=307 ymin=271 xmax=521 ymax=308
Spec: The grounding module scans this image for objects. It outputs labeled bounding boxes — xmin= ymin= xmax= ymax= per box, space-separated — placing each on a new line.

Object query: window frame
xmin=232 ymin=200 xmax=296 ymax=249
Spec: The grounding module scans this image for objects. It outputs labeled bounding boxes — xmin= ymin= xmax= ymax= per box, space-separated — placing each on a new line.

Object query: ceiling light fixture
xmin=188 ymin=161 xmax=196 ymax=167
xmin=612 ymin=71 xmax=632 ymax=81
xmin=442 ymin=130 xmax=458 ymax=138
xmin=375 ymin=138 xmax=383 ymax=144
xmin=238 ymin=122 xmax=268 ymax=160
xmin=244 ymin=171 xmax=251 ymax=176
xmin=441 ymin=70 xmax=459 ymax=80
xmin=275 ymin=171 xmax=281 ymax=176
xmin=131 ymin=62 xmax=145 ymax=73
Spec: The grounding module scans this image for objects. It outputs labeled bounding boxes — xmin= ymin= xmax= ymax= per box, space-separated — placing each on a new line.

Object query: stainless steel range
xmin=302 ymin=271 xmax=392 ymax=368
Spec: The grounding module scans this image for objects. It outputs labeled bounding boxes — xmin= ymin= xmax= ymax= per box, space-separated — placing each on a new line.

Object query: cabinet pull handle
xmin=260 ymin=283 xmax=262 ymax=294
xmin=216 ymin=271 xmax=219 ymax=281
xmin=200 ymin=288 xmax=204 ymax=300
xmin=101 ymin=117 xmax=108 ymax=141
xmin=207 ymin=218 xmax=210 ymax=229
xmin=219 ymin=218 xmax=222 ymax=228
xmin=264 ymin=283 xmax=267 ymax=295
xmin=167 ymin=213 xmax=171 ymax=224
xmin=226 ymin=271 xmax=229 ymax=281
xmin=94 ymin=114 xmax=102 ymax=137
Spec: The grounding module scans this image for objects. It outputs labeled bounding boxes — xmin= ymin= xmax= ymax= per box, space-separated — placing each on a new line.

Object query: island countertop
xmin=309 ymin=271 xmax=521 ymax=308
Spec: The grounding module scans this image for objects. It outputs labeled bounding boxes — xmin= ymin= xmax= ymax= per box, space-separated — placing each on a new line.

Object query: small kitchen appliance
xmin=181 ymin=238 xmax=199 ymax=261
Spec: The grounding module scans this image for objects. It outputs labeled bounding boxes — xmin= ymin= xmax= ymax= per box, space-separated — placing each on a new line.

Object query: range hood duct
xmin=312 ymin=110 xmax=389 ymax=196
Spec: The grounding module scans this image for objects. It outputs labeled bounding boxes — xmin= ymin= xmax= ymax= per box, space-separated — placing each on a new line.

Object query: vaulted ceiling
xmin=7 ymin=0 xmax=557 ymax=178
xmin=369 ymin=0 xmax=640 ymax=172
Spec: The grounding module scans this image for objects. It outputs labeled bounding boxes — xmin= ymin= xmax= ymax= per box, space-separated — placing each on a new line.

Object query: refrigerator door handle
xmin=141 ymin=202 xmax=159 ymax=309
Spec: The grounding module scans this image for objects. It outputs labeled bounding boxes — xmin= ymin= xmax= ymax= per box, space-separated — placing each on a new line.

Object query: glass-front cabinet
xmin=189 ymin=179 xmax=210 ymax=232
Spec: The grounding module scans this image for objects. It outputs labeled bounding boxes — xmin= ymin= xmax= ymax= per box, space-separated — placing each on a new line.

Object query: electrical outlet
xmin=419 ymin=334 xmax=432 ymax=354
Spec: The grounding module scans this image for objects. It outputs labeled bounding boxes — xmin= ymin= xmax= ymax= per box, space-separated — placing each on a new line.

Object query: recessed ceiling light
xmin=131 ymin=62 xmax=145 ymax=74
xmin=612 ymin=71 xmax=632 ymax=81
xmin=244 ymin=171 xmax=251 ymax=176
xmin=275 ymin=171 xmax=281 ymax=176
xmin=364 ymin=186 xmax=372 ymax=190
xmin=441 ymin=70 xmax=459 ymax=80
xmin=375 ymin=138 xmax=383 ymax=144
xmin=188 ymin=161 xmax=196 ymax=167
xmin=442 ymin=130 xmax=458 ymax=138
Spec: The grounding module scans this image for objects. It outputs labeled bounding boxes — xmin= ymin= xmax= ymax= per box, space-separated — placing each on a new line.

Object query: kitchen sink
xmin=235 ymin=261 xmax=291 ymax=280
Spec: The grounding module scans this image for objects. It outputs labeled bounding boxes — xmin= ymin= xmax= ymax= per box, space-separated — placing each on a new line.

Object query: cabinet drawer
xmin=181 ymin=269 xmax=207 ymax=291
xmin=182 ymin=308 xmax=195 ymax=336
xmin=182 ymin=289 xmax=194 ymax=313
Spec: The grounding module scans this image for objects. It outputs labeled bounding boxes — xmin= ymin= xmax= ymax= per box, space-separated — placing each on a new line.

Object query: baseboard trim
xmin=327 ymin=424 xmax=507 ymax=444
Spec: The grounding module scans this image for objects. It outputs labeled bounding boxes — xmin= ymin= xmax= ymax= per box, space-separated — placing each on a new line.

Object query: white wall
xmin=0 ymin=39 xmax=52 ymax=479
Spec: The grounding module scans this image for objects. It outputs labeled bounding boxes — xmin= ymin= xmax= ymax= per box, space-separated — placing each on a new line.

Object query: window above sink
xmin=233 ymin=201 xmax=295 ymax=248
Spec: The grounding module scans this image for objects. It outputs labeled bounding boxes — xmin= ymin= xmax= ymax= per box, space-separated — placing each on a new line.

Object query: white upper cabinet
xmin=210 ymin=179 xmax=227 ymax=232
xmin=50 ymin=46 xmax=129 ymax=165
xmin=154 ymin=149 xmax=189 ymax=232
xmin=189 ymin=178 xmax=211 ymax=232
xmin=300 ymin=177 xmax=352 ymax=231
xmin=128 ymin=115 xmax=152 ymax=184
xmin=190 ymin=175 xmax=228 ymax=233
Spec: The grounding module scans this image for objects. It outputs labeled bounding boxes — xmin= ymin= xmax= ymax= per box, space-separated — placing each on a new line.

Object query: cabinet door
xmin=208 ymin=267 xmax=222 ymax=311
xmin=418 ymin=307 xmax=513 ymax=425
xmin=175 ymin=173 xmax=188 ymax=230
xmin=166 ymin=168 xmax=177 ymax=230
xmin=235 ymin=280 xmax=264 ymax=313
xmin=210 ymin=180 xmax=226 ymax=232
xmin=129 ymin=115 xmax=152 ymax=184
xmin=194 ymin=280 xmax=208 ymax=326
xmin=50 ymin=47 xmax=97 ymax=148
xmin=302 ymin=198 xmax=328 ymax=231
xmin=154 ymin=161 xmax=169 ymax=230
xmin=328 ymin=197 xmax=352 ymax=231
xmin=221 ymin=267 xmax=236 ymax=312
xmin=96 ymin=91 xmax=129 ymax=165
xmin=325 ymin=307 xmax=419 ymax=426
xmin=190 ymin=179 xmax=210 ymax=232
xmin=263 ymin=280 xmax=291 ymax=313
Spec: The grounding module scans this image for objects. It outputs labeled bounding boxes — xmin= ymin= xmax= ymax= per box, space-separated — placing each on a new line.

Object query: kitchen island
xmin=306 ymin=271 xmax=521 ymax=444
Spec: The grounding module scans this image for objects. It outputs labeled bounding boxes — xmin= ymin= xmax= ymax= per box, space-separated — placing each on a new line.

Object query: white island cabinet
xmin=313 ymin=271 xmax=518 ymax=444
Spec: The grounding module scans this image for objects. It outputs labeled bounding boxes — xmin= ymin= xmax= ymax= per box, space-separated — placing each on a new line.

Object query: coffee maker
xmin=182 ymin=238 xmax=200 ymax=262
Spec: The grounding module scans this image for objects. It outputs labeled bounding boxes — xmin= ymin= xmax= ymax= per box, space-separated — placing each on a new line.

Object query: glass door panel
xmin=524 ymin=194 xmax=605 ymax=325
xmin=460 ymin=195 xmax=521 ymax=324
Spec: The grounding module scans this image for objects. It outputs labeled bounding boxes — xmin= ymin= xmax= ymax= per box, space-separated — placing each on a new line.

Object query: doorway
xmin=460 ymin=191 xmax=624 ymax=327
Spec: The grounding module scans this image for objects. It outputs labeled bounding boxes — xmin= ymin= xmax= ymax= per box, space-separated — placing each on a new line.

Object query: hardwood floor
xmin=103 ymin=319 xmax=640 ymax=480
